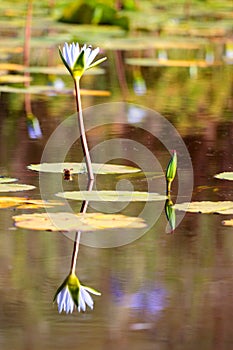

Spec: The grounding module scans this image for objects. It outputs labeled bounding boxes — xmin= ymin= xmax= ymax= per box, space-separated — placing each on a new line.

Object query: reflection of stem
xmin=70 ymin=179 xmax=94 ymax=274
xmin=166 ymin=180 xmax=171 ymax=196
xmin=74 ymin=78 xmax=94 ymax=181
xmin=115 ymin=50 xmax=129 ymax=100
xmin=24 ymin=0 xmax=33 ymax=114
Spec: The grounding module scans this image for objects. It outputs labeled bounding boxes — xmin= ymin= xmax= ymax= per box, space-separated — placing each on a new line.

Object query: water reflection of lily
xmin=26 ymin=112 xmax=42 ymax=139
xmin=59 ymin=42 xmax=107 ymax=79
xmin=54 ymin=272 xmax=101 ymax=314
xmin=112 ymin=277 xmax=167 ymax=315
xmin=165 ymin=197 xmax=176 ymax=233
xmin=166 ymin=150 xmax=177 ymax=195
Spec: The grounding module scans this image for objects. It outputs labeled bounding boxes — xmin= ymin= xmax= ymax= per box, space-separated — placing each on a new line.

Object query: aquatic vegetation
xmin=27 ymin=162 xmax=140 ymax=174
xmin=59 ymin=42 xmax=107 ymax=180
xmin=174 ymin=201 xmax=233 ymax=214
xmin=166 ymin=150 xmax=177 ymax=195
xmin=0 ymin=197 xmax=62 ymax=209
xmin=56 ymin=190 xmax=167 ymax=202
xmin=165 ymin=197 xmax=176 ymax=233
xmin=59 ymin=42 xmax=106 ymax=80
xmin=54 ymin=272 xmax=101 ymax=313
xmin=0 ymin=183 xmax=35 ymax=192
xmin=12 ymin=212 xmax=147 ymax=231
xmin=214 ymin=172 xmax=233 ymax=181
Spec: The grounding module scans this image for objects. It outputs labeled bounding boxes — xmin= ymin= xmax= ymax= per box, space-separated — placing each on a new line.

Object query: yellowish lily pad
xmin=0 ymin=74 xmax=32 ymax=84
xmin=0 ymin=63 xmax=24 ymax=72
xmin=0 ymin=197 xmax=62 ymax=209
xmin=0 ymin=184 xmax=35 ymax=192
xmin=26 ymin=65 xmax=105 ymax=76
xmin=126 ymin=58 xmax=220 ymax=68
xmin=0 ymin=85 xmax=110 ymax=96
xmin=56 ymin=190 xmax=166 ymax=202
xmin=222 ymin=219 xmax=233 ymax=227
xmin=12 ymin=212 xmax=147 ymax=232
xmin=27 ymin=162 xmax=141 ymax=174
xmin=174 ymin=201 xmax=233 ymax=214
xmin=0 ymin=177 xmax=18 ymax=184
xmin=214 ymin=172 xmax=233 ymax=181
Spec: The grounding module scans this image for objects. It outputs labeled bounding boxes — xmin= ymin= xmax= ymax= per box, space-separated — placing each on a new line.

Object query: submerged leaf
xmin=0 ymin=183 xmax=35 ymax=192
xmin=12 ymin=212 xmax=147 ymax=232
xmin=214 ymin=172 xmax=233 ymax=181
xmin=174 ymin=201 xmax=233 ymax=214
xmin=56 ymin=190 xmax=166 ymax=202
xmin=27 ymin=162 xmax=141 ymax=174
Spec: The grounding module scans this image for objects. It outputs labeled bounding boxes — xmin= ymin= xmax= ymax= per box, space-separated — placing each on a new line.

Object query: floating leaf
xmin=0 ymin=177 xmax=18 ymax=183
xmin=0 ymin=74 xmax=32 ymax=84
xmin=12 ymin=212 xmax=147 ymax=232
xmin=26 ymin=65 xmax=104 ymax=76
xmin=56 ymin=190 xmax=166 ymax=202
xmin=0 ymin=197 xmax=62 ymax=209
xmin=0 ymin=85 xmax=110 ymax=96
xmin=222 ymin=219 xmax=233 ymax=227
xmin=0 ymin=184 xmax=35 ymax=192
xmin=0 ymin=63 xmax=24 ymax=72
xmin=98 ymin=37 xmax=204 ymax=51
xmin=27 ymin=162 xmax=141 ymax=174
xmin=214 ymin=172 xmax=233 ymax=181
xmin=174 ymin=201 xmax=233 ymax=214
xmin=126 ymin=58 xmax=220 ymax=68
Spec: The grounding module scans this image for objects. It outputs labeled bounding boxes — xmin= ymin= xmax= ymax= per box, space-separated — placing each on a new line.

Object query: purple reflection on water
xmin=130 ymin=285 xmax=168 ymax=315
xmin=111 ymin=276 xmax=168 ymax=317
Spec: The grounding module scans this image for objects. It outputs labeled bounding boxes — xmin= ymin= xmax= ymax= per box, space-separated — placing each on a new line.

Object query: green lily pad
xmin=0 ymin=184 xmax=35 ymax=192
xmin=56 ymin=190 xmax=166 ymax=202
xmin=27 ymin=162 xmax=141 ymax=174
xmin=214 ymin=172 xmax=233 ymax=181
xmin=0 ymin=197 xmax=62 ymax=209
xmin=0 ymin=177 xmax=18 ymax=184
xmin=12 ymin=212 xmax=147 ymax=232
xmin=174 ymin=201 xmax=233 ymax=214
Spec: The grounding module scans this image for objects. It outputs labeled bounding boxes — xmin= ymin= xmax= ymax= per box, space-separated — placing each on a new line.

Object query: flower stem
xmin=74 ymin=78 xmax=94 ymax=181
xmin=70 ymin=179 xmax=94 ymax=275
xmin=166 ymin=180 xmax=172 ymax=196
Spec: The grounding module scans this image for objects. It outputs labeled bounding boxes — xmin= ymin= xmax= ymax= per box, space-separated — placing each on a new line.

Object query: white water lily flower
xmin=54 ymin=273 xmax=101 ymax=314
xmin=78 ymin=285 xmax=101 ymax=312
xmin=59 ymin=42 xmax=107 ymax=79
xmin=56 ymin=285 xmax=75 ymax=314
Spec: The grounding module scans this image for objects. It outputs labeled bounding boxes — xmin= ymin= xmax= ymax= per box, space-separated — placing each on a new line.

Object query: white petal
xmin=81 ymin=287 xmax=94 ymax=309
xmin=78 ymin=289 xmax=86 ymax=312
xmin=63 ymin=43 xmax=73 ymax=68
xmin=84 ymin=286 xmax=101 ymax=296
xmin=70 ymin=42 xmax=79 ymax=67
xmin=56 ymin=287 xmax=75 ymax=313
xmin=86 ymin=47 xmax=99 ymax=67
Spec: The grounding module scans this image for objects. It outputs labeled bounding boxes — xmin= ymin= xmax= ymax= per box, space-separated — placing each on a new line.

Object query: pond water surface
xmin=0 ymin=6 xmax=233 ymax=350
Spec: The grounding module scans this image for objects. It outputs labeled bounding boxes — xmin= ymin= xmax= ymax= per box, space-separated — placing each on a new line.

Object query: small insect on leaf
xmin=63 ymin=168 xmax=73 ymax=181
